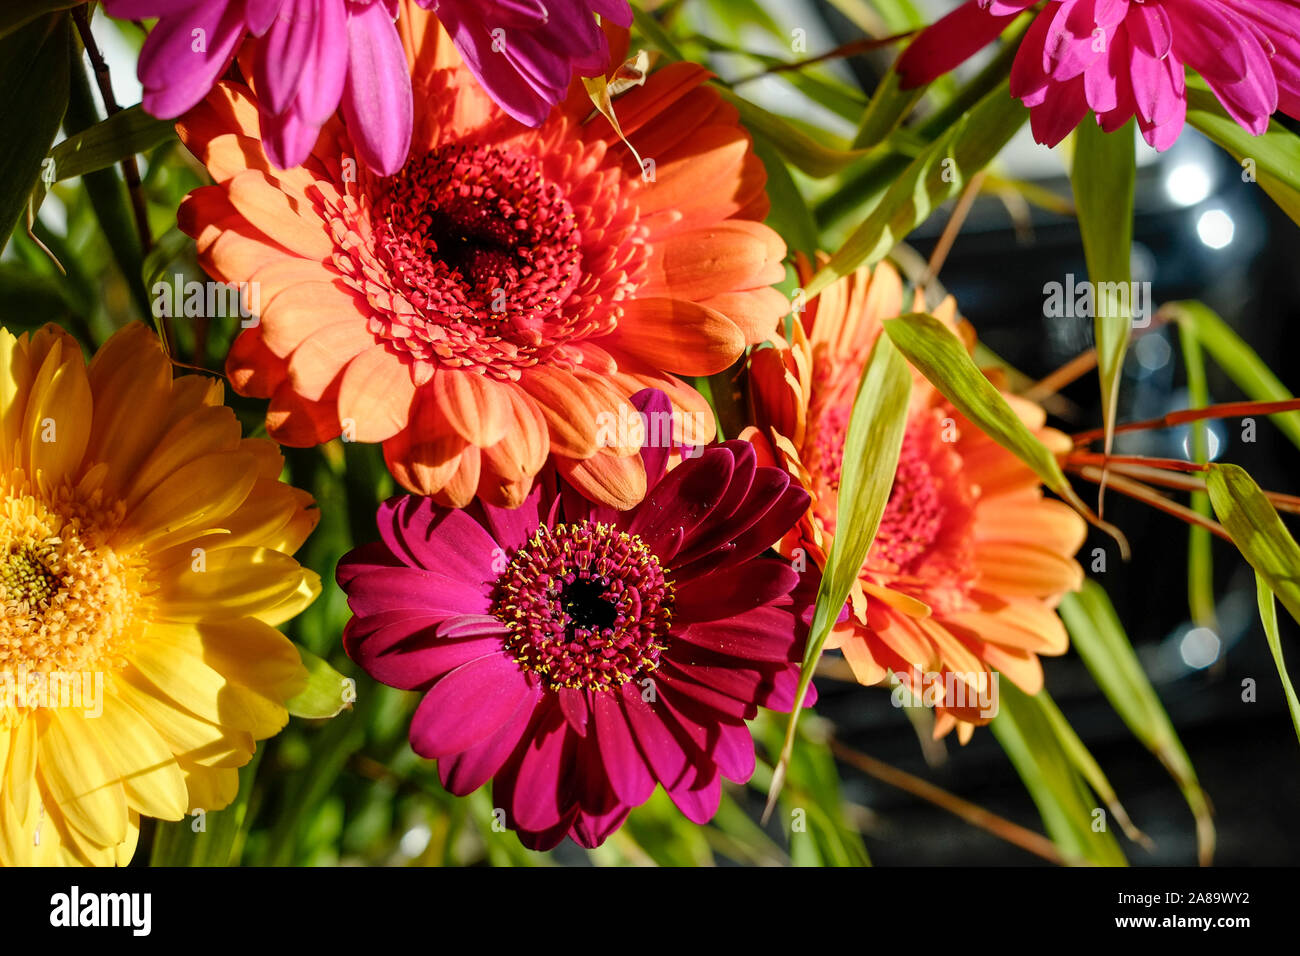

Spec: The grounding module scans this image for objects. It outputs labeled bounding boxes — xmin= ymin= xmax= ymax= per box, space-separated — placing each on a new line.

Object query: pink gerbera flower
xmin=429 ymin=0 xmax=634 ymax=127
xmin=104 ymin=0 xmax=414 ymax=174
xmin=896 ymin=0 xmax=1300 ymax=149
xmin=336 ymin=391 xmax=816 ymax=850
xmin=105 ymin=0 xmax=630 ymax=174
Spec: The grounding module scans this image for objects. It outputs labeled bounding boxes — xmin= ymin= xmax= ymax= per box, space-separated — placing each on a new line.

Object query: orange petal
xmin=603 ymin=298 xmax=744 ymax=376
xmin=287 ymin=319 xmax=377 ymax=401
xmin=337 ymin=347 xmax=416 ymax=443
xmin=431 ymin=368 xmax=513 ymax=448
xmin=557 ymin=449 xmax=648 ymax=510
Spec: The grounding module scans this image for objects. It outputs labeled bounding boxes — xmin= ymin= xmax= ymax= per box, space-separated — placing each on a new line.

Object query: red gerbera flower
xmin=336 ymin=390 xmax=815 ymax=849
xmin=176 ymin=3 xmax=786 ymax=511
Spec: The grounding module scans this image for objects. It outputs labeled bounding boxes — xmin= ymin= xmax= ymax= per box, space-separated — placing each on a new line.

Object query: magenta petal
xmin=673 ymin=558 xmax=800 ymax=623
xmin=619 ymin=682 xmax=694 ymax=789
xmin=665 ymin=770 xmax=721 ymax=825
xmin=592 ymin=691 xmax=656 ymax=806
xmin=630 ymin=388 xmax=673 ymax=488
xmin=254 ymin=0 xmax=315 ymax=116
xmin=343 ymin=566 xmax=490 ymax=617
xmin=674 ymin=605 xmax=801 ymax=663
xmin=569 ymin=804 xmax=632 ymax=849
xmin=626 ymin=446 xmax=735 ymax=560
xmin=438 ymin=692 xmax=537 ymax=795
xmin=557 ymin=688 xmax=590 ymax=736
xmin=896 ymin=2 xmax=1015 ymax=89
xmin=340 ymin=0 xmax=413 ymax=175
xmin=509 ymin=705 xmax=579 ymax=831
xmin=411 ymin=653 xmax=535 ymax=758
xmin=291 ymin=0 xmax=349 ymax=124
xmin=137 ymin=0 xmax=246 ymax=118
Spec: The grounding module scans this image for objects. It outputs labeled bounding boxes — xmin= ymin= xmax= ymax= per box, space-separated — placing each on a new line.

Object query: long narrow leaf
xmin=1256 ymin=576 xmax=1300 ymax=748
xmin=1061 ymin=581 xmax=1215 ymax=864
xmin=764 ymin=332 xmax=912 ymax=817
xmin=1071 ymin=119 xmax=1136 ymax=493
xmin=883 ymin=312 xmax=1128 ymax=552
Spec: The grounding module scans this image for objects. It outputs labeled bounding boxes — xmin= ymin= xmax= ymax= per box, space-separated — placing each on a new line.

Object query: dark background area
xmin=806 ymin=1 xmax=1300 ymax=867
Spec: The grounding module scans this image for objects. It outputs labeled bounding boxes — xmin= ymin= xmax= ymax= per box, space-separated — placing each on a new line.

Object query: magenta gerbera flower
xmin=896 ymin=0 xmax=1300 ymax=149
xmin=105 ymin=0 xmax=631 ymax=174
xmin=429 ymin=0 xmax=634 ymax=127
xmin=336 ymin=391 xmax=816 ymax=850
xmin=104 ymin=0 xmax=414 ymax=174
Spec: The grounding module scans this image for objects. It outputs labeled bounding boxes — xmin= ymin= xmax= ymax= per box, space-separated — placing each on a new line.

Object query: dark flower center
xmin=368 ymin=143 xmax=584 ymax=371
xmin=492 ymin=522 xmax=674 ymax=692
xmin=0 ymin=543 xmax=60 ymax=611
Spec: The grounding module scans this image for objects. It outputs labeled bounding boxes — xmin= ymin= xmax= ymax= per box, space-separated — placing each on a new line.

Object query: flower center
xmin=1 ymin=488 xmax=145 ymax=727
xmin=0 ymin=544 xmax=60 ymax=610
xmin=873 ymin=428 xmax=947 ymax=573
xmin=492 ymin=522 xmax=673 ymax=692
xmin=366 ymin=143 xmax=585 ymax=373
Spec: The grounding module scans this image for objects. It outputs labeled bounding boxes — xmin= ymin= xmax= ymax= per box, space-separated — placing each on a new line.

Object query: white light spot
xmin=1135 ymin=333 xmax=1171 ymax=371
xmin=1166 ymin=163 xmax=1213 ymax=206
xmin=1197 ymin=208 xmax=1235 ymax=249
xmin=399 ymin=823 xmax=431 ymax=858
xmin=1180 ymin=627 xmax=1221 ymax=670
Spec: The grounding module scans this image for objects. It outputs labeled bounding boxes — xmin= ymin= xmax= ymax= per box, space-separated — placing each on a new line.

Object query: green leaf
xmin=0 ymin=0 xmax=79 ymax=39
xmin=150 ymin=750 xmax=264 ymax=866
xmin=1071 ymin=119 xmax=1136 ymax=470
xmin=807 ymin=81 xmax=1026 ymax=297
xmin=1038 ymin=689 xmax=1151 ymax=850
xmin=0 ymin=12 xmax=70 ymax=252
xmin=991 ymin=681 xmax=1127 ymax=866
xmin=765 ymin=332 xmax=912 ymax=816
xmin=723 ymin=92 xmax=869 ymax=178
xmin=1177 ymin=316 xmax=1217 ymax=628
xmin=751 ymin=135 xmax=819 ymax=258
xmin=882 ymin=313 xmax=1127 ymax=550
xmin=1061 ymin=580 xmax=1215 ymax=865
xmin=1163 ymin=300 xmax=1300 ymax=453
xmin=853 ymin=68 xmax=924 ymax=149
xmin=286 ymin=645 xmax=354 ymax=719
xmin=1206 ymin=463 xmax=1300 ymax=625
xmin=30 ymin=105 xmax=176 ymax=216
xmin=1186 ymin=82 xmax=1300 ymax=228
xmin=1256 ymin=576 xmax=1300 ymax=749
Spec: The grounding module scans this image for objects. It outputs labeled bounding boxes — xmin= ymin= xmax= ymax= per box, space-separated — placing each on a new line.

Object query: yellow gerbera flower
xmin=0 ymin=322 xmax=319 ymax=866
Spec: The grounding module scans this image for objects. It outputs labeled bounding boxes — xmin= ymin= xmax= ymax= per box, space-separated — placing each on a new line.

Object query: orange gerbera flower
xmin=745 ymin=260 xmax=1087 ymax=742
xmin=176 ymin=2 xmax=786 ymax=510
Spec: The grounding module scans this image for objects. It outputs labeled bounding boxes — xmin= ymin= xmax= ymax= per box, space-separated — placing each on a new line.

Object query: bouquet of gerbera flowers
xmin=2 ymin=0 xmax=1300 ymax=874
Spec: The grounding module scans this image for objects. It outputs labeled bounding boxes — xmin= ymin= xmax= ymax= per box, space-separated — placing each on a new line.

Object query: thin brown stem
xmin=829 ymin=739 xmax=1067 ymax=865
xmin=1072 ymin=398 xmax=1300 ymax=447
xmin=72 ymin=7 xmax=153 ymax=255
xmin=1070 ymin=465 xmax=1231 ymax=540
xmin=731 ymin=31 xmax=916 ymax=85
xmin=921 ymin=170 xmax=986 ymax=291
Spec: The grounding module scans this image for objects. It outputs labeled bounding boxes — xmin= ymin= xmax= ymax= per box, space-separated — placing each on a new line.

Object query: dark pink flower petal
xmin=673 ymin=558 xmax=801 ymax=623
xmin=674 ymin=605 xmax=802 ymax=663
xmin=411 ymin=652 xmax=536 ymax=758
xmin=897 ymin=1 xmax=1017 ymax=90
xmin=438 ymin=694 xmax=537 ymax=795
xmin=340 ymin=0 xmax=413 ymax=175
xmin=665 ymin=770 xmax=721 ymax=825
xmin=592 ymin=691 xmax=656 ymax=806
xmin=342 ymin=566 xmax=491 ymax=617
xmin=135 ymin=0 xmax=247 ymax=118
